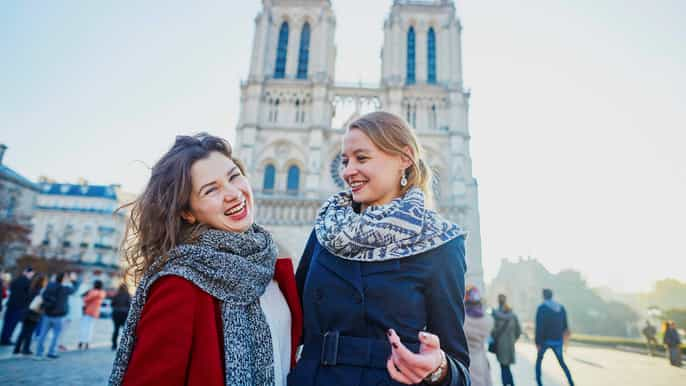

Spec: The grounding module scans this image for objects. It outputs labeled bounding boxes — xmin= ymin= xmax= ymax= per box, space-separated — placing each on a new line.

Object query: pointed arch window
xmin=263 ymin=164 xmax=276 ymax=192
xmin=286 ymin=165 xmax=300 ymax=194
xmin=406 ymin=26 xmax=416 ymax=84
xmin=297 ymin=22 xmax=310 ymax=79
xmin=274 ymin=22 xmax=289 ymax=79
xmin=427 ymin=27 xmax=437 ymax=84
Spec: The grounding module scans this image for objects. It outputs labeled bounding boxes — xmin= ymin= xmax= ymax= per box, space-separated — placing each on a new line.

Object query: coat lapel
xmin=314 ymin=248 xmax=363 ymax=294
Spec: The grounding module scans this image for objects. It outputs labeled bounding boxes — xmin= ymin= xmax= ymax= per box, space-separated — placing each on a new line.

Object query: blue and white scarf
xmin=315 ymin=187 xmax=466 ymax=261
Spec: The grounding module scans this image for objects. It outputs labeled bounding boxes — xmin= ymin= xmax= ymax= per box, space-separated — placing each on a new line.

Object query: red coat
xmin=122 ymin=258 xmax=303 ymax=386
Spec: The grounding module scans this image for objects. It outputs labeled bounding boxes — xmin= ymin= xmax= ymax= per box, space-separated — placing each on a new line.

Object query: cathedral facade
xmin=235 ymin=0 xmax=484 ymax=290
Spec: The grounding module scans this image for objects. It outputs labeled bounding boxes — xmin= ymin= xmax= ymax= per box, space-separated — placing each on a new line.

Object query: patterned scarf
xmin=109 ymin=225 xmax=277 ymax=386
xmin=315 ymin=187 xmax=466 ymax=261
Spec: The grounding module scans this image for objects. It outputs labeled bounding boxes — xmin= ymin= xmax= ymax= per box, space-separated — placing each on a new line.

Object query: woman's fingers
xmin=392 ymin=350 xmax=430 ymax=384
xmin=386 ymin=357 xmax=415 ymax=384
xmin=387 ymin=329 xmax=437 ymax=379
xmin=419 ymin=331 xmax=440 ymax=351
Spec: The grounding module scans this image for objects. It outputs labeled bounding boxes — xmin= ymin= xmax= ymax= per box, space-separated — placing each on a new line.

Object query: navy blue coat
xmin=288 ymin=230 xmax=470 ymax=386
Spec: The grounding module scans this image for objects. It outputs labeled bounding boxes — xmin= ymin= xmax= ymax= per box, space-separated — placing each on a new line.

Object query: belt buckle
xmin=320 ymin=330 xmax=340 ymax=366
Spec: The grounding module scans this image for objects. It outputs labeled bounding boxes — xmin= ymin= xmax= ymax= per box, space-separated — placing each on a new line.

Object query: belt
xmin=301 ymin=331 xmax=421 ymax=369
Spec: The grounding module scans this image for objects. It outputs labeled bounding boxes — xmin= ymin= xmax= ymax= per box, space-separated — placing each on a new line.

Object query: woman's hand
xmin=386 ymin=329 xmax=445 ymax=384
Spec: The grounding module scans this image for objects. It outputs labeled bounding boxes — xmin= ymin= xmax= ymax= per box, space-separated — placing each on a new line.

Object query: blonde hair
xmin=348 ymin=111 xmax=434 ymax=207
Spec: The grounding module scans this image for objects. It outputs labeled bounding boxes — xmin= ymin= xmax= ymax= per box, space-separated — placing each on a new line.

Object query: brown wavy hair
xmin=348 ymin=111 xmax=434 ymax=207
xmin=119 ymin=133 xmax=246 ymax=284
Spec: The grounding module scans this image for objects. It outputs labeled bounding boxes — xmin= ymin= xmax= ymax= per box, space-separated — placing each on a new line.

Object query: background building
xmin=0 ymin=144 xmax=41 ymax=268
xmin=29 ymin=180 xmax=126 ymax=285
xmin=236 ymin=0 xmax=484 ymax=289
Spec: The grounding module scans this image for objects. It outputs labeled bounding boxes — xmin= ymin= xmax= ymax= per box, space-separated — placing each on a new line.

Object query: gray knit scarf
xmin=109 ymin=224 xmax=277 ymax=386
xmin=315 ymin=187 xmax=467 ymax=261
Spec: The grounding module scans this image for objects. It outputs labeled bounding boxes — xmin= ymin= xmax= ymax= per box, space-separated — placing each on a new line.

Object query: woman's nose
xmin=342 ymin=164 xmax=357 ymax=180
xmin=222 ymin=183 xmax=241 ymax=201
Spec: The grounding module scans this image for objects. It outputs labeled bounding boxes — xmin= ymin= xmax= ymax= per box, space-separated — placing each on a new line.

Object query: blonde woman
xmin=290 ymin=112 xmax=470 ymax=386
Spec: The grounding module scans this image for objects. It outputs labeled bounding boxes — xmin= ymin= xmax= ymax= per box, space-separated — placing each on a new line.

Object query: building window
xmin=286 ymin=165 xmax=300 ymax=194
xmin=263 ymin=164 xmax=276 ymax=192
xmin=405 ymin=102 xmax=416 ymax=128
xmin=406 ymin=26 xmax=416 ymax=84
xmin=274 ymin=22 xmax=289 ymax=79
xmin=297 ymin=22 xmax=310 ymax=79
xmin=427 ymin=27 xmax=436 ymax=84
xmin=269 ymin=99 xmax=280 ymax=123
xmin=295 ymin=99 xmax=306 ymax=123
xmin=429 ymin=104 xmax=437 ymax=130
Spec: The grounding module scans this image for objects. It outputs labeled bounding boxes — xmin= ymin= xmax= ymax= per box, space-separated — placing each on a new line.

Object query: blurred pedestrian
xmin=78 ymin=280 xmax=106 ymax=350
xmin=463 ymin=286 xmax=493 ymax=386
xmin=13 ymin=274 xmax=48 ymax=355
xmin=110 ymin=283 xmax=131 ymax=350
xmin=34 ymin=272 xmax=79 ymax=360
xmin=642 ymin=320 xmax=658 ymax=356
xmin=663 ymin=320 xmax=682 ymax=367
xmin=535 ymin=289 xmax=574 ymax=386
xmin=0 ymin=272 xmax=7 ymax=313
xmin=491 ymin=294 xmax=521 ymax=386
xmin=0 ymin=267 xmax=35 ymax=345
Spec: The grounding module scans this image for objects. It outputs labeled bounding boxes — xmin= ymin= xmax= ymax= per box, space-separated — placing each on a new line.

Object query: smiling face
xmin=181 ymin=151 xmax=254 ymax=233
xmin=341 ymin=128 xmax=411 ymax=211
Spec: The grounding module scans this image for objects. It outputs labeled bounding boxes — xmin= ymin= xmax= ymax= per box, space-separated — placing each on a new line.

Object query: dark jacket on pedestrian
xmin=289 ymin=231 xmax=471 ymax=386
xmin=663 ymin=327 xmax=681 ymax=347
xmin=42 ymin=280 xmax=79 ymax=317
xmin=6 ymin=275 xmax=32 ymax=310
xmin=535 ymin=300 xmax=568 ymax=345
xmin=491 ymin=308 xmax=521 ymax=365
xmin=110 ymin=288 xmax=132 ymax=325
xmin=111 ymin=291 xmax=132 ymax=314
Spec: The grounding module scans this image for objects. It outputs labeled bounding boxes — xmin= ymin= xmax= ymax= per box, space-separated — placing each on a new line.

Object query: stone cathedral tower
xmin=236 ymin=0 xmax=484 ymax=290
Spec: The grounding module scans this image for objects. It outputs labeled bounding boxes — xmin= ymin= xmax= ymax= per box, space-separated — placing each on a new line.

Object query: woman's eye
xmin=357 ymin=156 xmax=368 ymax=162
xmin=205 ymin=187 xmax=216 ymax=195
xmin=341 ymin=159 xmax=348 ymax=167
xmin=229 ymin=173 xmax=241 ymax=181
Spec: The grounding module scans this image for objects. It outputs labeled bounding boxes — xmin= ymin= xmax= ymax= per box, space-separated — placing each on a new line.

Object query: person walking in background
xmin=78 ymin=280 xmax=106 ymax=350
xmin=34 ymin=272 xmax=79 ymax=360
xmin=13 ymin=274 xmax=48 ymax=355
xmin=464 ymin=286 xmax=493 ymax=386
xmin=535 ymin=289 xmax=574 ymax=386
xmin=0 ymin=267 xmax=35 ymax=345
xmin=0 ymin=272 xmax=7 ymax=314
xmin=642 ymin=320 xmax=658 ymax=356
xmin=110 ymin=283 xmax=131 ymax=351
xmin=663 ymin=320 xmax=682 ymax=367
xmin=491 ymin=294 xmax=521 ymax=386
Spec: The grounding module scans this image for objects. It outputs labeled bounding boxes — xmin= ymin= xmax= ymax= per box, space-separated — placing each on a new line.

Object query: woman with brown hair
xmin=290 ymin=111 xmax=470 ymax=386
xmin=108 ymin=134 xmax=302 ymax=386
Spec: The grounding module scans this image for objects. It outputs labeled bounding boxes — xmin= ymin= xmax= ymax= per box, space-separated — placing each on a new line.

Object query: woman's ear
xmin=400 ymin=146 xmax=414 ymax=169
xmin=181 ymin=211 xmax=196 ymax=224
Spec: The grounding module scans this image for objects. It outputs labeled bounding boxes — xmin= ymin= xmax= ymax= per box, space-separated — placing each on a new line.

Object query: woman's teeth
xmin=350 ymin=181 xmax=365 ymax=188
xmin=225 ymin=200 xmax=246 ymax=216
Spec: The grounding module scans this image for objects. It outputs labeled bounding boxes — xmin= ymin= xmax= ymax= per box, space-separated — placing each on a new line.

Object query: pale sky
xmin=1 ymin=1 xmax=684 ymax=293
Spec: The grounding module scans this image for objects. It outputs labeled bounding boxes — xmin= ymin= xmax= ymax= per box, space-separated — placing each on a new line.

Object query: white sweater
xmin=260 ymin=280 xmax=292 ymax=386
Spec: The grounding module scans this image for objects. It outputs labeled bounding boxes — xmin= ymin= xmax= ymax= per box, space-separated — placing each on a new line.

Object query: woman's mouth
xmin=349 ymin=180 xmax=367 ymax=193
xmin=224 ymin=199 xmax=248 ymax=220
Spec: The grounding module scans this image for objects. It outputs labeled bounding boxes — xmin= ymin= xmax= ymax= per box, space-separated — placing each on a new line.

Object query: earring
xmin=400 ymin=173 xmax=408 ymax=187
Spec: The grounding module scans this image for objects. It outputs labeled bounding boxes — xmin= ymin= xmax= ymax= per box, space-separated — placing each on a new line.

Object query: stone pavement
xmin=488 ymin=342 xmax=685 ymax=386
xmin=0 ymin=347 xmax=114 ymax=385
